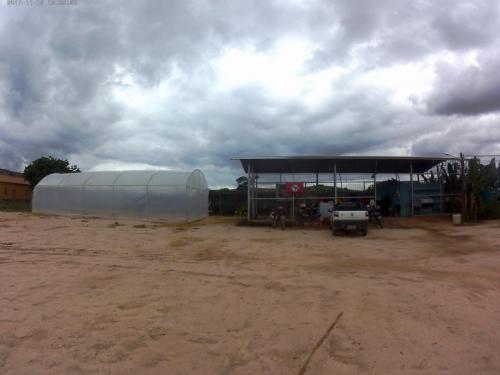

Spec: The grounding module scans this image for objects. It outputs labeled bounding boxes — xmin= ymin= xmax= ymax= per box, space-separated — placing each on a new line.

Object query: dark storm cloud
xmin=0 ymin=142 xmax=24 ymax=171
xmin=306 ymin=0 xmax=500 ymax=71
xmin=425 ymin=52 xmax=500 ymax=115
xmin=0 ymin=3 xmax=124 ymax=169
xmin=102 ymin=84 xmax=418 ymax=167
xmin=0 ymin=0 xmax=307 ymax=173
xmin=411 ymin=116 xmax=500 ymax=157
xmin=0 ymin=0 xmax=499 ymax=185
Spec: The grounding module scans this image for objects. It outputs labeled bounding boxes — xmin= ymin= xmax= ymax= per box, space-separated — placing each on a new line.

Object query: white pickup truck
xmin=330 ymin=202 xmax=369 ymax=236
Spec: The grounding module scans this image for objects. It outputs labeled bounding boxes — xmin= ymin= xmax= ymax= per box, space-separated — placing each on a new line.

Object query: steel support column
xmin=292 ymin=161 xmax=295 ymax=220
xmin=410 ymin=162 xmax=414 ymax=217
xmin=438 ymin=165 xmax=443 ymax=213
xmin=334 ymin=163 xmax=337 ymax=204
xmin=247 ymin=163 xmax=251 ymax=221
xmin=254 ymin=174 xmax=258 ymax=217
xmin=460 ymin=153 xmax=466 ymax=221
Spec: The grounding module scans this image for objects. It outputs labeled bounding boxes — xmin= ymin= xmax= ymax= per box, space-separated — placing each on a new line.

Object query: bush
xmin=0 ymin=200 xmax=31 ymax=212
xmin=478 ymin=200 xmax=500 ymax=220
xmin=235 ymin=205 xmax=247 ymax=217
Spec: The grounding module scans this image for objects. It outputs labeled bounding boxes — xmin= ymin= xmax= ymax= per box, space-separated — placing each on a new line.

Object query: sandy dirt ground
xmin=1 ymin=212 xmax=500 ymax=375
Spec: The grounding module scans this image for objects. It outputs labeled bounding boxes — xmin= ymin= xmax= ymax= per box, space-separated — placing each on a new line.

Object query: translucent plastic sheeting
xmin=32 ymin=170 xmax=208 ymax=223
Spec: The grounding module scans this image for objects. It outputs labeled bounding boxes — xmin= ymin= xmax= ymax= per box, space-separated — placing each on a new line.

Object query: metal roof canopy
xmin=232 ymin=155 xmax=450 ymax=174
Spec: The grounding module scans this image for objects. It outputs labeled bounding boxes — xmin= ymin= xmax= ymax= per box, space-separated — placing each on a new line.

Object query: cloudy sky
xmin=1 ymin=0 xmax=500 ymax=187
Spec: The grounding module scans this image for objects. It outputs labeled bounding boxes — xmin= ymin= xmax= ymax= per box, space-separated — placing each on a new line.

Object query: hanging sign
xmin=285 ymin=182 xmax=304 ymax=195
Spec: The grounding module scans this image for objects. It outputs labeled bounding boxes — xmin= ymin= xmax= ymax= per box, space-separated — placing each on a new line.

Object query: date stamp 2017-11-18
xmin=6 ymin=0 xmax=78 ymax=6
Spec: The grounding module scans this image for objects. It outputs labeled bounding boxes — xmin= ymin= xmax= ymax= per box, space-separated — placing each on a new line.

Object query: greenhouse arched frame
xmin=32 ymin=170 xmax=208 ymax=222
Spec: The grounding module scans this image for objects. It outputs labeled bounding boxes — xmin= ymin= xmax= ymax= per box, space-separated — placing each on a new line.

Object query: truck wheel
xmin=361 ymin=228 xmax=368 ymax=236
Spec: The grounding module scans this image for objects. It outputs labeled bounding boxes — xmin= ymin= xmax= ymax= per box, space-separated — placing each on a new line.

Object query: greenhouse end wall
xmin=32 ymin=170 xmax=209 ymax=223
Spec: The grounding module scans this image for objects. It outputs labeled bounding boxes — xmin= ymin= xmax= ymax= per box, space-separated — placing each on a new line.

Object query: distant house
xmin=0 ymin=174 xmax=31 ymax=201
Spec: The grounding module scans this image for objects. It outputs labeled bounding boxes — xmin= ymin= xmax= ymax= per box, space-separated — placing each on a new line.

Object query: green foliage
xmin=236 ymin=176 xmax=248 ymax=190
xmin=477 ymin=200 xmax=499 ymax=219
xmin=235 ymin=204 xmax=247 ymax=217
xmin=441 ymin=161 xmax=462 ymax=194
xmin=466 ymin=157 xmax=499 ymax=220
xmin=23 ymin=156 xmax=80 ymax=189
xmin=0 ymin=200 xmax=31 ymax=212
xmin=420 ymin=170 xmax=438 ymax=183
xmin=303 ymin=184 xmax=333 ymax=196
xmin=440 ymin=161 xmax=464 ymax=213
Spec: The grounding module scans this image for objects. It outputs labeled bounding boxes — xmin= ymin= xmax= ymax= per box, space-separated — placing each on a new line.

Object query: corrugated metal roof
xmin=232 ymin=155 xmax=451 ymax=174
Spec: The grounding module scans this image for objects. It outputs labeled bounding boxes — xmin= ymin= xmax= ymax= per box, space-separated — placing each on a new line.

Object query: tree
xmin=467 ymin=157 xmax=481 ymax=221
xmin=440 ymin=161 xmax=463 ymax=213
xmin=236 ymin=176 xmax=248 ymax=190
xmin=23 ymin=156 xmax=80 ymax=189
xmin=466 ymin=157 xmax=499 ymax=220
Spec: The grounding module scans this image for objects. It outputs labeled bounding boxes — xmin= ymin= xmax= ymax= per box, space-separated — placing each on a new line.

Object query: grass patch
xmin=0 ymin=200 xmax=31 ymax=212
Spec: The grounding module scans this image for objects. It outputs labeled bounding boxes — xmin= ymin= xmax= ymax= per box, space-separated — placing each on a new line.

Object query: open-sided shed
xmin=232 ymin=155 xmax=458 ymax=220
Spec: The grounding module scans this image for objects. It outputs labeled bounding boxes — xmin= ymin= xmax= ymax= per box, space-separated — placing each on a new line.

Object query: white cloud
xmin=213 ymin=38 xmax=312 ymax=96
